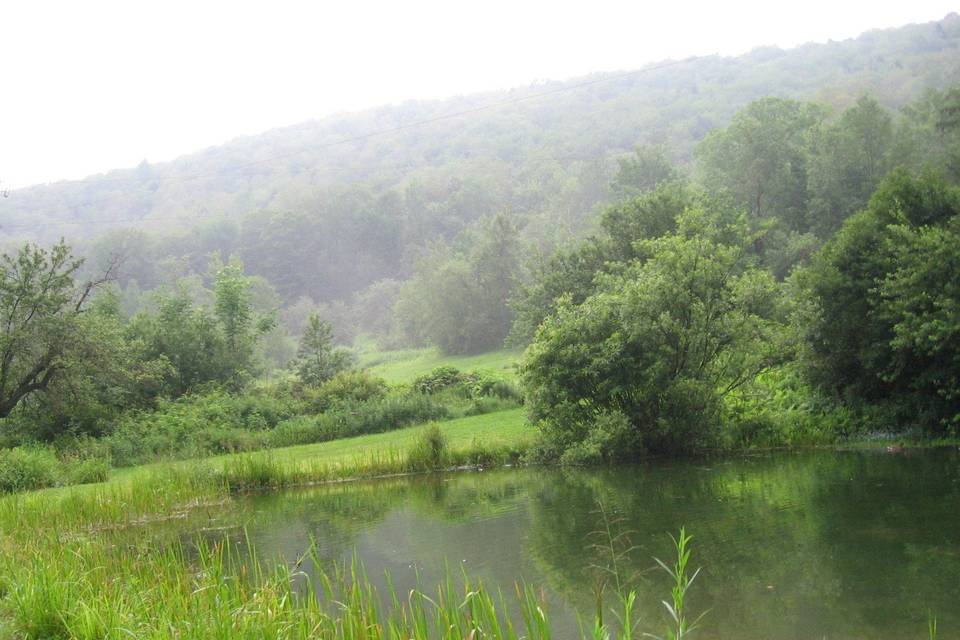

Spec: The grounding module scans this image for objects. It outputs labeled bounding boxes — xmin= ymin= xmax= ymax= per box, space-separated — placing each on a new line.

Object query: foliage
xmin=799 ymin=169 xmax=960 ymax=433
xmin=268 ymin=393 xmax=450 ymax=449
xmin=721 ymin=365 xmax=857 ymax=448
xmin=696 ymin=97 xmax=826 ymax=228
xmin=61 ymin=455 xmax=111 ymax=485
xmin=411 ymin=366 xmax=467 ymax=394
xmin=611 ymin=144 xmax=681 ymax=197
xmin=410 ymin=366 xmax=522 ymax=412
xmin=298 ymin=370 xmax=388 ymax=412
xmin=0 ymin=443 xmax=110 ymax=493
xmin=806 ymin=95 xmax=896 ymax=234
xmin=104 ymin=389 xmax=298 ymax=466
xmin=509 ymin=182 xmax=694 ymax=345
xmin=523 ymin=208 xmax=787 ymax=458
xmin=128 ymin=260 xmax=273 ymax=396
xmin=650 ymin=528 xmax=707 ymax=640
xmin=213 ymin=257 xmax=276 ymax=377
xmin=0 ymin=241 xmax=113 ymax=419
xmin=0 ymin=446 xmax=60 ymax=493
xmin=294 ymin=313 xmax=354 ymax=386
xmin=397 ymin=213 xmax=524 ymax=354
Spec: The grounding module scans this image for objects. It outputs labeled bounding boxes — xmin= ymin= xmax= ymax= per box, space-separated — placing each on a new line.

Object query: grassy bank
xmin=0 ymin=514 xmax=696 ymax=640
xmin=112 ymin=408 xmax=529 ymax=484
xmin=2 ymin=409 xmax=531 ymax=531
xmin=0 ymin=408 xmax=565 ymax=639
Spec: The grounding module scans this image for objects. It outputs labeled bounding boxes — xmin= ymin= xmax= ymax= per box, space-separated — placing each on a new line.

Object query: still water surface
xmin=182 ymin=449 xmax=960 ymax=638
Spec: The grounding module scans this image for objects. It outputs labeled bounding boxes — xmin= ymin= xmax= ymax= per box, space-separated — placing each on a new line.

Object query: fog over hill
xmin=3 ymin=13 xmax=957 ymax=248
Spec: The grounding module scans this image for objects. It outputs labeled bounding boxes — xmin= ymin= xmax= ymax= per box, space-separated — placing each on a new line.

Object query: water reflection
xmin=176 ymin=449 xmax=960 ymax=639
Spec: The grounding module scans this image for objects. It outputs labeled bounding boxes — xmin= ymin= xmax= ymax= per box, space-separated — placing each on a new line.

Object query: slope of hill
xmin=3 ymin=13 xmax=958 ymax=250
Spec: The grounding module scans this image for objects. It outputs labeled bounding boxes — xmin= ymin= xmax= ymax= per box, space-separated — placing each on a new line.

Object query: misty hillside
xmin=4 ymin=14 xmax=959 ymax=246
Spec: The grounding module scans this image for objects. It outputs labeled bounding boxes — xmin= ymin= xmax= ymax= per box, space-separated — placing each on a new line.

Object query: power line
xmin=1 ymin=55 xmax=705 ymax=231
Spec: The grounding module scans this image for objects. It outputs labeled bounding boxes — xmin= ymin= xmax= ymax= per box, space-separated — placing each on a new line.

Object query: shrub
xmin=557 ymin=411 xmax=640 ymax=465
xmin=462 ymin=396 xmax=519 ymax=417
xmin=104 ymin=390 xmax=293 ymax=466
xmin=62 ymin=457 xmax=111 ymax=485
xmin=0 ymin=447 xmax=60 ymax=493
xmin=721 ymin=365 xmax=859 ymax=448
xmin=463 ymin=372 xmax=522 ymax=402
xmin=412 ymin=366 xmax=465 ymax=394
xmin=302 ymin=370 xmax=388 ymax=412
xmin=268 ymin=393 xmax=450 ymax=449
xmin=267 ymin=416 xmax=325 ymax=448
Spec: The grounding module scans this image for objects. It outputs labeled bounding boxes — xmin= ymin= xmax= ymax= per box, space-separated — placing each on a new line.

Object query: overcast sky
xmin=1 ymin=1 xmax=956 ymax=189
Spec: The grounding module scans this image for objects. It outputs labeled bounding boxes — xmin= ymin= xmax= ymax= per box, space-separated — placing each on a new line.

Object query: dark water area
xmin=178 ymin=448 xmax=960 ymax=639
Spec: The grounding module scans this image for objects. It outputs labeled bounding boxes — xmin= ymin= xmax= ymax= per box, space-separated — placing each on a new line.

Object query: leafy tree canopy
xmin=522 ymin=207 xmax=787 ymax=461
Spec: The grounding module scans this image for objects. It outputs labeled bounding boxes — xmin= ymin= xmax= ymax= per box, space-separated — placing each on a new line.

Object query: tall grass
xmin=0 ymin=523 xmax=703 ymax=640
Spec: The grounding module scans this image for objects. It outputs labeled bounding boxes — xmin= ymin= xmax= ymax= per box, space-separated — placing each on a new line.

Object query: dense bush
xmin=269 ymin=393 xmax=449 ymax=448
xmin=61 ymin=456 xmax=111 ymax=485
xmin=798 ymin=170 xmax=960 ymax=434
xmin=104 ymin=390 xmax=298 ymax=466
xmin=0 ymin=447 xmax=61 ymax=493
xmin=299 ymin=370 xmax=388 ymax=412
xmin=412 ymin=367 xmax=467 ymax=394
xmin=721 ymin=365 xmax=858 ymax=448
xmin=412 ymin=367 xmax=521 ymax=402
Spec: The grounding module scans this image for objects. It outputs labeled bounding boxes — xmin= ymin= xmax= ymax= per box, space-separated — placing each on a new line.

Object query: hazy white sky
xmin=1 ymin=0 xmax=956 ymax=189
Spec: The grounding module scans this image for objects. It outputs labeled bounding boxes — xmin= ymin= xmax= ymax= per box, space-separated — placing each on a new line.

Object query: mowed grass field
xmin=110 ymin=407 xmax=531 ymax=485
xmin=250 ymin=407 xmax=529 ymax=465
xmin=360 ymin=347 xmax=523 ymax=383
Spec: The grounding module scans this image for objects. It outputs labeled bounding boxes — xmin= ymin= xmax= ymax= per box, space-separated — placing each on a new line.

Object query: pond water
xmin=181 ymin=449 xmax=960 ymax=638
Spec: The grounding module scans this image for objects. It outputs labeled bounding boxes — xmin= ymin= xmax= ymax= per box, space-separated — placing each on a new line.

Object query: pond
xmin=180 ymin=448 xmax=960 ymax=638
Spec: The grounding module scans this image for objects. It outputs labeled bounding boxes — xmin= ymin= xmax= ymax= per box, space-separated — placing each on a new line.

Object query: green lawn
xmin=359 ymin=347 xmax=523 ymax=384
xmin=222 ymin=407 xmax=529 ymax=467
xmin=112 ymin=407 xmax=530 ymax=483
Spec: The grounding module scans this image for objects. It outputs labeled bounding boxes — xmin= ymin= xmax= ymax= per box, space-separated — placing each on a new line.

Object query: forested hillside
xmin=3 ymin=15 xmax=957 ymax=240
xmin=1 ymin=13 xmax=958 ymax=358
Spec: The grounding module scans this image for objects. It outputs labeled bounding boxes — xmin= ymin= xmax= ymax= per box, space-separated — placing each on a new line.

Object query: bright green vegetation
xmin=0 ymin=15 xmax=958 ymax=638
xmin=111 ymin=408 xmax=529 ymax=484
xmin=252 ymin=408 xmax=528 ymax=465
xmin=0 ymin=482 xmax=699 ymax=640
xmin=361 ymin=347 xmax=522 ymax=384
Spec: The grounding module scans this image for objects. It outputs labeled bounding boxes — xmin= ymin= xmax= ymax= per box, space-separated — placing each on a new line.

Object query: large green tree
xmin=610 ymin=144 xmax=680 ymax=198
xmin=799 ymin=169 xmax=960 ymax=431
xmin=806 ymin=95 xmax=896 ymax=235
xmin=294 ymin=313 xmax=354 ymax=386
xmin=0 ymin=242 xmax=115 ymax=418
xmin=129 ymin=258 xmax=272 ymax=395
xmin=696 ymin=97 xmax=825 ymax=229
xmin=509 ymin=182 xmax=693 ymax=344
xmin=522 ymin=208 xmax=786 ymax=460
xmin=396 ymin=213 xmax=523 ymax=354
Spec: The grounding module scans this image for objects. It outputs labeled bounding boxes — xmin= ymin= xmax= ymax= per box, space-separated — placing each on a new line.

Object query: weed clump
xmin=407 ymin=424 xmax=450 ymax=471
